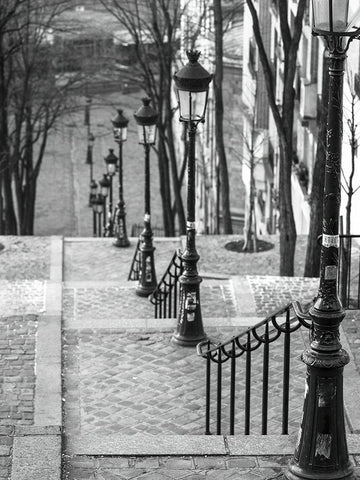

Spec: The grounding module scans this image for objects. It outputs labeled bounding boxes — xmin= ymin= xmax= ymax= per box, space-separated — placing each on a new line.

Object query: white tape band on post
xmin=322 ymin=234 xmax=339 ymax=248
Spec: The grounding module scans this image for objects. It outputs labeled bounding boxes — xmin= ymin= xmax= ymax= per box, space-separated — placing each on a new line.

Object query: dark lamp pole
xmin=104 ymin=149 xmax=117 ymax=237
xmin=133 ymin=98 xmax=158 ymax=297
xmin=87 ymin=132 xmax=95 ymax=205
xmin=112 ymin=109 xmax=130 ymax=248
xmin=285 ymin=2 xmax=360 ymax=479
xmin=90 ymin=180 xmax=98 ymax=237
xmin=99 ymin=174 xmax=111 ymax=236
xmin=171 ymin=51 xmax=212 ymax=347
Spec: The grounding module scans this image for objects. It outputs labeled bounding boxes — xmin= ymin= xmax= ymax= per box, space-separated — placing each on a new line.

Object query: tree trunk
xmin=278 ymin=142 xmax=296 ymax=276
xmin=243 ymin=158 xmax=256 ymax=251
xmin=304 ymin=54 xmax=328 ymax=277
xmin=214 ymin=0 xmax=233 ymax=234
xmin=157 ymin=135 xmax=174 ymax=236
xmin=246 ymin=0 xmax=306 ymax=276
xmin=163 ymin=64 xmax=186 ymax=235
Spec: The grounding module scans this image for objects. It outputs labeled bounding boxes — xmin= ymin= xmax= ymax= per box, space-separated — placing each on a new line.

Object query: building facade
xmin=180 ymin=0 xmax=360 ymax=236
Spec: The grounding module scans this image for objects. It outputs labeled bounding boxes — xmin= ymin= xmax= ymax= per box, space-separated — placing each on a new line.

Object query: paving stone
xmin=0 ymin=237 xmax=51 ymax=280
xmin=0 ymin=315 xmax=37 ymax=425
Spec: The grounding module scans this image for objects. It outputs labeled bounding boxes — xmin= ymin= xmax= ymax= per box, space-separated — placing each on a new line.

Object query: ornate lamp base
xmin=171 ymin=244 xmax=207 ymax=347
xmin=135 ymin=235 xmax=157 ymax=297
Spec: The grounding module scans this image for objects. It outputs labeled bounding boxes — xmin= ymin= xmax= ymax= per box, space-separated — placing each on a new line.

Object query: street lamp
xmin=98 ymin=173 xmax=111 ymax=237
xmin=133 ymin=97 xmax=158 ymax=297
xmin=104 ymin=148 xmax=118 ymax=237
xmin=92 ymin=193 xmax=104 ymax=237
xmin=87 ymin=132 xmax=95 ymax=206
xmin=285 ymin=2 xmax=360 ymax=480
xmin=171 ymin=50 xmax=213 ymax=346
xmin=112 ymin=109 xmax=130 ymax=247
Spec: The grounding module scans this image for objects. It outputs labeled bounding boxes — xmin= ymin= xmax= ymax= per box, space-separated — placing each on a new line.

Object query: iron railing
xmin=197 ymin=302 xmax=311 ymax=436
xmin=149 ymin=249 xmax=183 ymax=318
xmin=128 ymin=238 xmax=141 ymax=281
xmin=339 ymin=234 xmax=360 ymax=309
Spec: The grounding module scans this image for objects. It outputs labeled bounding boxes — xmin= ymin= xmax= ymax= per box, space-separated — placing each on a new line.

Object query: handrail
xmin=128 ymin=238 xmax=141 ymax=281
xmin=149 ymin=249 xmax=183 ymax=318
xmin=197 ymin=302 xmax=312 ymax=436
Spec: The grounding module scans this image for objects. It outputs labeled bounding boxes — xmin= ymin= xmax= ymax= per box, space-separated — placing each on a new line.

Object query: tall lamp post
xmin=134 ymin=97 xmax=158 ymax=297
xmin=112 ymin=109 xmax=130 ymax=247
xmin=104 ymin=148 xmax=118 ymax=237
xmin=171 ymin=50 xmax=212 ymax=347
xmin=286 ymin=2 xmax=360 ymax=479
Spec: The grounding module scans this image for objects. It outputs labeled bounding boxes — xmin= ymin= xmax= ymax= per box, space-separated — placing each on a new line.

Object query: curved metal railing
xmin=128 ymin=238 xmax=141 ymax=281
xmin=196 ymin=302 xmax=312 ymax=436
xmin=149 ymin=249 xmax=183 ymax=318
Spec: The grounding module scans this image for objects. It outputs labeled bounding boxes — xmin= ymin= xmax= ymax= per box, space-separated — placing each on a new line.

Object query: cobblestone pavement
xmin=0 ymin=315 xmax=37 ymax=426
xmin=249 ymin=276 xmax=319 ymax=316
xmin=195 ymin=235 xmax=309 ymax=277
xmin=63 ymin=327 xmax=307 ymax=440
xmin=0 ymin=426 xmax=13 ymax=479
xmin=1 ymin=234 xmax=360 ymax=479
xmin=0 ymin=237 xmax=51 ymax=280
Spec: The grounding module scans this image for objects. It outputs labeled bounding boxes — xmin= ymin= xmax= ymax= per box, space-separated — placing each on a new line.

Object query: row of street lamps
xmin=82 ymin=3 xmax=359 ymax=475
xmin=86 ymin=108 xmax=130 ymax=245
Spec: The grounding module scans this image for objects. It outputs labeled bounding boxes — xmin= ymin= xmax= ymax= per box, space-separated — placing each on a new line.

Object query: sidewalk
xmin=1 ymin=235 xmax=360 ymax=479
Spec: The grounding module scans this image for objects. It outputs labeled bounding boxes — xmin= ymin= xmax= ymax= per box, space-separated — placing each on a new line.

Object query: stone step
xmin=68 ymin=433 xmax=360 ymax=456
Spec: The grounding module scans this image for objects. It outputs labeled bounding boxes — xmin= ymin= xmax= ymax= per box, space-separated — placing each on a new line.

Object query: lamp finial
xmin=186 ymin=50 xmax=201 ymax=63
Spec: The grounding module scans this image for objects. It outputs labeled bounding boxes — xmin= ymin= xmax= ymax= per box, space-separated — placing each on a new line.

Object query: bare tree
xmin=0 ymin=0 xmax=77 ymax=234
xmin=99 ymin=0 xmax=186 ymax=236
xmin=338 ymin=69 xmax=360 ymax=302
xmin=246 ymin=0 xmax=307 ymax=276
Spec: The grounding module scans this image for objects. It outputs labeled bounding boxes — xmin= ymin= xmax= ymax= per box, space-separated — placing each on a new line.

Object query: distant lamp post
xmin=87 ymin=133 xmax=95 ymax=206
xmin=285 ymin=2 xmax=360 ymax=480
xmin=98 ymin=173 xmax=111 ymax=237
xmin=171 ymin=50 xmax=212 ymax=347
xmin=112 ymin=109 xmax=130 ymax=247
xmin=92 ymin=193 xmax=104 ymax=237
xmin=104 ymin=148 xmax=118 ymax=237
xmin=133 ymin=97 xmax=158 ymax=297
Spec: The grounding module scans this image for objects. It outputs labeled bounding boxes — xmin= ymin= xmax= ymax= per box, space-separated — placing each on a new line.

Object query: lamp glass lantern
xmin=312 ymin=0 xmax=360 ymax=35
xmin=173 ymin=50 xmax=213 ymax=123
xmin=88 ymin=132 xmax=95 ymax=148
xmin=90 ymin=179 xmax=98 ymax=197
xmin=134 ymin=97 xmax=158 ymax=145
xmin=112 ymin=109 xmax=129 ymax=143
xmin=93 ymin=194 xmax=104 ymax=214
xmin=104 ymin=149 xmax=118 ymax=176
xmin=99 ymin=174 xmax=111 ymax=197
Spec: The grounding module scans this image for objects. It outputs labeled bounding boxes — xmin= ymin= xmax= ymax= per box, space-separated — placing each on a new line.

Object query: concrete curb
xmin=12 ymin=236 xmax=63 ymax=480
xmin=69 ymin=433 xmax=360 ymax=457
